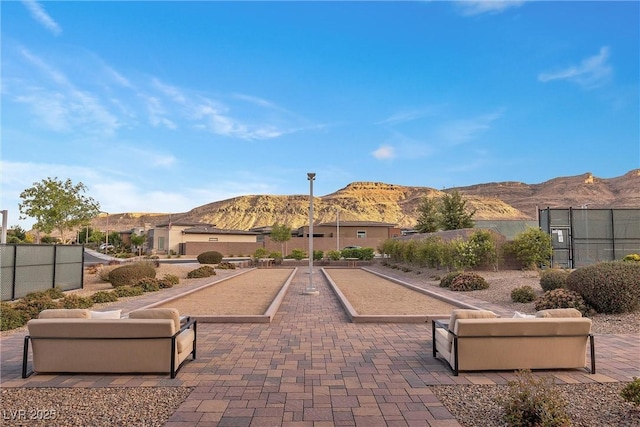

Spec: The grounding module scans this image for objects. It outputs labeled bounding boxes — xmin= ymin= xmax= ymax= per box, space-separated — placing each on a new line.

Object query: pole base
xmin=302 ymin=289 xmax=320 ymax=296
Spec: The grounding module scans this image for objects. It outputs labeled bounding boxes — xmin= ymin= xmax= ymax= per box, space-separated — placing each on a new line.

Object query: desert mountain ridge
xmin=92 ymin=169 xmax=640 ymax=232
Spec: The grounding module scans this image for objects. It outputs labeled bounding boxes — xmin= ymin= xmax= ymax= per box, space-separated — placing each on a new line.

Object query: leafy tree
xmin=270 ymin=222 xmax=292 ymax=254
xmin=415 ymin=196 xmax=439 ymax=233
xmin=6 ymin=225 xmax=28 ymax=243
xmin=510 ymin=227 xmax=553 ymax=269
xmin=19 ymin=177 xmax=101 ymax=243
xmin=439 ymin=190 xmax=475 ymax=230
xmin=130 ymin=232 xmax=146 ymax=256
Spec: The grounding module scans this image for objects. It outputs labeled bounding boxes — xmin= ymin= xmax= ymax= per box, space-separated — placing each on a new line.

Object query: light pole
xmin=336 ymin=208 xmax=340 ymax=251
xmin=304 ymin=172 xmax=319 ymax=295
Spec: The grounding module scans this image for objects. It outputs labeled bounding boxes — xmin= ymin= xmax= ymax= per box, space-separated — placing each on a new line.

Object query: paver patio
xmin=1 ymin=267 xmax=639 ymax=426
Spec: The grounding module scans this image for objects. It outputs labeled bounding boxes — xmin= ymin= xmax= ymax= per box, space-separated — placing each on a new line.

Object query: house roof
xmin=182 ymin=226 xmax=259 ymax=235
xmin=316 ymin=221 xmax=398 ymax=227
xmin=156 ymin=222 xmax=214 ymax=228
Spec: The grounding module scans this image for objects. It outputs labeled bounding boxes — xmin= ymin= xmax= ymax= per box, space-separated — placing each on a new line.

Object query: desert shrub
xmin=452 ymin=231 xmax=498 ymax=270
xmin=534 ymin=289 xmax=592 ymax=316
xmin=509 ymin=227 xmax=553 ymax=269
xmin=44 ymin=287 xmax=65 ymax=300
xmin=253 ymin=248 xmax=269 ymax=259
xmin=539 ymin=269 xmax=569 ymax=292
xmin=157 ymin=278 xmax=175 ymax=289
xmin=97 ymin=264 xmax=120 ymax=282
xmin=415 ymin=236 xmax=447 ymax=268
xmin=288 ymin=248 xmax=307 ymax=260
xmin=162 ymin=274 xmax=180 ymax=284
xmin=621 ymin=377 xmax=640 ymax=407
xmin=85 ymin=264 xmax=100 ymax=275
xmin=59 ymin=294 xmax=94 ymax=309
xmin=108 ymin=262 xmax=156 ymax=288
xmin=313 ymin=250 xmax=324 ymax=261
xmin=217 ymin=261 xmax=236 ymax=270
xmin=450 ymin=272 xmax=490 ymax=292
xmin=113 ymin=286 xmax=144 ymax=298
xmin=134 ymin=277 xmax=161 ymax=292
xmin=497 ymin=370 xmax=570 ymax=427
xmin=197 ymin=251 xmax=223 ymax=265
xmin=623 ymin=253 xmax=640 ymax=262
xmin=0 ymin=303 xmax=28 ymax=331
xmin=566 ymin=261 xmax=640 ymax=314
xmin=439 ymin=271 xmax=463 ymax=288
xmin=187 ymin=265 xmax=216 ymax=278
xmin=327 ymin=250 xmax=341 ymax=261
xmin=91 ymin=291 xmax=119 ymax=303
xmin=511 ymin=285 xmax=537 ymax=303
xmin=14 ymin=292 xmax=60 ymax=320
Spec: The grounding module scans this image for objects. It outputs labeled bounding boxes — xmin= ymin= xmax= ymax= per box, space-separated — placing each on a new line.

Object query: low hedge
xmin=108 ymin=262 xmax=157 ymax=288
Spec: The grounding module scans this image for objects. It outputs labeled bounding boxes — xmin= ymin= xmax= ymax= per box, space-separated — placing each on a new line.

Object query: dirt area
xmin=325 ymin=269 xmax=457 ymax=315
xmin=154 ymin=269 xmax=293 ymax=315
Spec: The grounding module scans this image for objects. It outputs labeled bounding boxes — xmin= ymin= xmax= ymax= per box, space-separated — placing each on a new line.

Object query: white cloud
xmin=538 ymin=46 xmax=612 ymax=89
xmin=437 ymin=111 xmax=503 ymax=145
xmin=372 ymin=145 xmax=396 ymax=160
xmin=455 ymin=0 xmax=527 ymax=16
xmin=377 ymin=108 xmax=438 ymax=126
xmin=22 ymin=0 xmax=62 ymax=35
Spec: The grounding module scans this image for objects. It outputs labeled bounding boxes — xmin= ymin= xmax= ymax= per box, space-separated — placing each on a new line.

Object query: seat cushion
xmin=129 ymin=308 xmax=181 ymax=332
xmin=176 ymin=329 xmax=195 ymax=353
xmin=90 ymin=310 xmax=122 ymax=319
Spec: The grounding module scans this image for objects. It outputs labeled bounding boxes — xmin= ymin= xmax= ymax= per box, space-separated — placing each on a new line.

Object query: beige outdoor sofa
xmin=22 ymin=308 xmax=196 ymax=378
xmin=432 ymin=308 xmax=595 ymax=376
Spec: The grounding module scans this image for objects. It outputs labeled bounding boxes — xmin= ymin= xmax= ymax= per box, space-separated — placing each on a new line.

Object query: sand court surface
xmin=152 ymin=268 xmax=295 ymax=318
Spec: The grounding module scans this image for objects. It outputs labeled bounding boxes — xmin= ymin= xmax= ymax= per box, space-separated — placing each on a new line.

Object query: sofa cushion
xmin=176 ymin=329 xmax=195 ymax=353
xmin=448 ymin=309 xmax=497 ymax=333
xmin=535 ymin=308 xmax=582 ymax=318
xmin=129 ymin=308 xmax=181 ymax=331
xmin=90 ymin=310 xmax=122 ymax=319
xmin=38 ymin=309 xmax=90 ymax=319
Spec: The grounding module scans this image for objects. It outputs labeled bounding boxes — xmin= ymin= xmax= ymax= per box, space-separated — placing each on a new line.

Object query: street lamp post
xmin=104 ymin=212 xmax=109 ymax=254
xmin=336 ymin=209 xmax=340 ymax=251
xmin=304 ymin=173 xmax=319 ymax=295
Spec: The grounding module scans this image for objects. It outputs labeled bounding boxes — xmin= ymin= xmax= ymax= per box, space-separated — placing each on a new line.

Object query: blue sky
xmin=2 ymin=1 xmax=639 ymax=230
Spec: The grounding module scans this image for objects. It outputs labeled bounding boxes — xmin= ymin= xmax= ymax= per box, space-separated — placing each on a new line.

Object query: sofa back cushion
xmin=38 ymin=309 xmax=90 ymax=319
xmin=448 ymin=309 xmax=497 ymax=333
xmin=129 ymin=308 xmax=181 ymax=332
xmin=90 ymin=310 xmax=122 ymax=319
xmin=535 ymin=308 xmax=582 ymax=318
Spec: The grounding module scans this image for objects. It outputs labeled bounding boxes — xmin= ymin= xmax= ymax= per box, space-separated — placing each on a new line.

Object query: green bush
xmin=158 ymin=278 xmax=175 ymax=289
xmin=91 ymin=291 xmax=119 ymax=303
xmin=534 ymin=289 xmax=592 ymax=316
xmin=0 ymin=302 xmax=28 ymax=331
xmin=439 ymin=271 xmax=463 ymax=288
xmin=313 ymin=250 xmax=324 ymax=261
xmin=14 ymin=292 xmax=60 ymax=320
xmin=511 ymin=285 xmax=537 ymax=303
xmin=197 ymin=251 xmax=223 ymax=264
xmin=134 ymin=277 xmax=161 ymax=292
xmin=566 ymin=261 xmax=640 ymax=314
xmin=162 ymin=274 xmax=180 ymax=285
xmin=217 ymin=261 xmax=236 ymax=270
xmin=509 ymin=227 xmax=553 ymax=269
xmin=341 ymin=247 xmax=375 ymax=261
xmin=59 ymin=294 xmax=94 ymax=309
xmin=253 ymin=248 xmax=269 ymax=259
xmin=108 ymin=262 xmax=156 ymax=288
xmin=450 ymin=272 xmax=490 ymax=292
xmin=539 ymin=269 xmax=569 ymax=292
xmin=288 ymin=248 xmax=307 ymax=260
xmin=621 ymin=377 xmax=640 ymax=407
xmin=113 ymin=286 xmax=145 ymax=298
xmin=187 ymin=265 xmax=216 ymax=278
xmin=326 ymin=250 xmax=341 ymax=261
xmin=498 ymin=370 xmax=570 ymax=427
xmin=623 ymin=253 xmax=640 ymax=262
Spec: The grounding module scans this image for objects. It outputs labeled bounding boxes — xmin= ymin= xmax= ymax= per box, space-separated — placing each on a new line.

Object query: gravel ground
xmin=0 ymin=387 xmax=193 ymax=426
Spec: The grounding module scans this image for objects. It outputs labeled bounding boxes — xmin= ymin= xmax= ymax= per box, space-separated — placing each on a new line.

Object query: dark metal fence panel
xmin=541 ymin=208 xmax=640 ymax=268
xmin=0 ymin=244 xmax=83 ymax=301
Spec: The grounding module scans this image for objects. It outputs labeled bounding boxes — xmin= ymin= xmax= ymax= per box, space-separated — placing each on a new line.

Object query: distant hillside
xmin=91 ymin=169 xmax=640 ymax=232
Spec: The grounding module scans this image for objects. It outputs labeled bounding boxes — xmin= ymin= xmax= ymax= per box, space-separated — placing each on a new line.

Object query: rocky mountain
xmin=92 ymin=169 xmax=640 ymax=232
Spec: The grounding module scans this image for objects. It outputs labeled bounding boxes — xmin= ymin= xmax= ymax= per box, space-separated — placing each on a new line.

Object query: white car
xmin=99 ymin=243 xmax=115 ymax=251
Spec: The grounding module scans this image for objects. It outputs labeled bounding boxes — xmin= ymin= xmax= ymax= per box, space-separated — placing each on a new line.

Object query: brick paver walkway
xmin=2 ymin=267 xmax=639 ymax=426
